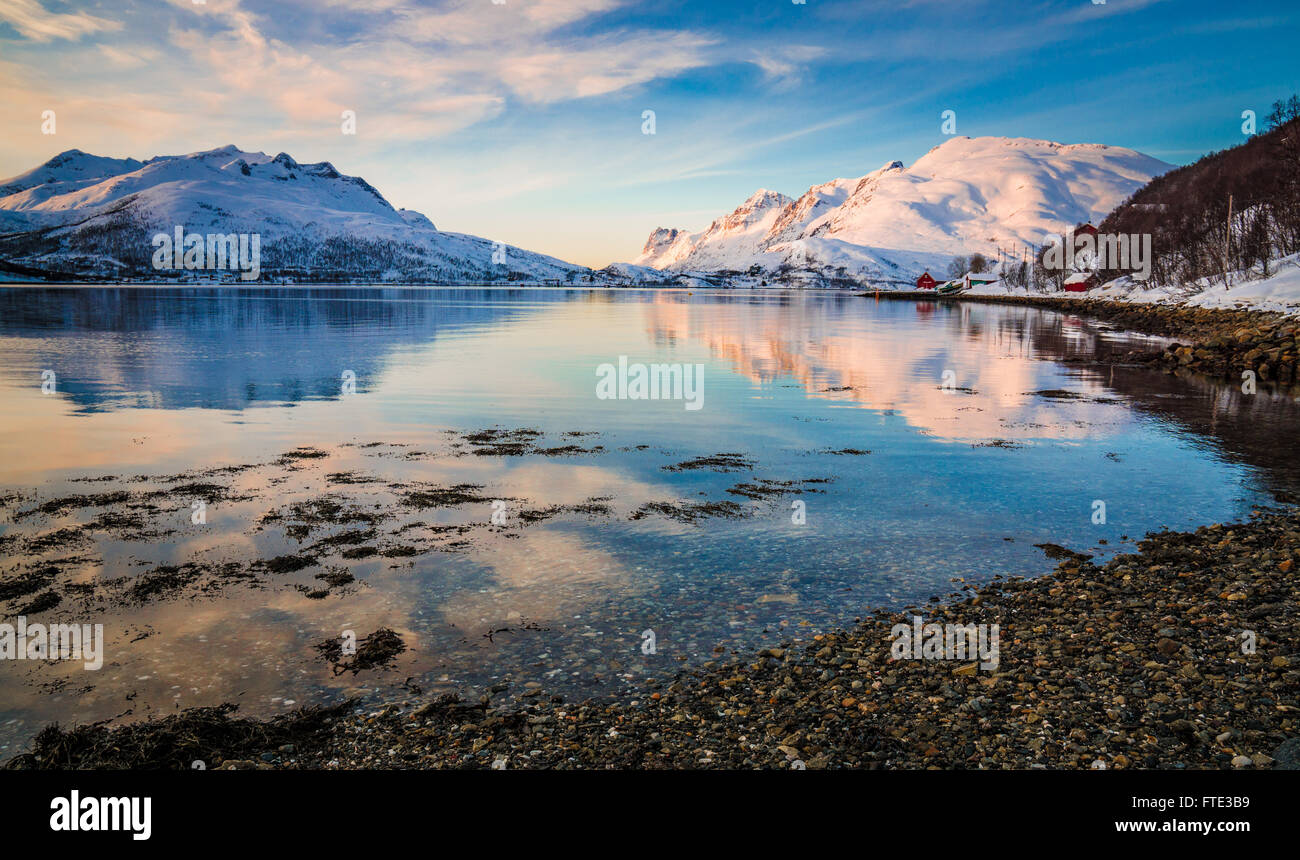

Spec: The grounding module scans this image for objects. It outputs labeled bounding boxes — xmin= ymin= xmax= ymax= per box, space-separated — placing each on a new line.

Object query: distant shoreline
xmin=5 ymin=281 xmax=1296 ymax=384
xmin=863 ymin=290 xmax=1299 ymax=384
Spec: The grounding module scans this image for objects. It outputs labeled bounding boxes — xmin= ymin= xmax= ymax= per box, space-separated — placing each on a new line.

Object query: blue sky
xmin=0 ymin=0 xmax=1296 ymax=266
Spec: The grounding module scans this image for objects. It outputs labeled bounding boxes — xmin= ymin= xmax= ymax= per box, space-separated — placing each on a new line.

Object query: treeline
xmin=947 ymin=253 xmax=991 ymax=277
xmin=1097 ymin=95 xmax=1300 ymax=288
xmin=944 ymin=251 xmax=1043 ymax=292
xmin=0 ymin=200 xmax=156 ymax=277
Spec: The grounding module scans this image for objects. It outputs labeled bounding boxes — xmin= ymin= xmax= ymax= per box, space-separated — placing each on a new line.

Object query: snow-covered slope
xmin=965 ymin=254 xmax=1300 ymax=316
xmin=633 ymin=136 xmax=1173 ymax=286
xmin=0 ymin=146 xmax=589 ymax=283
xmin=642 ymin=189 xmax=793 ymax=270
xmin=0 ymin=149 xmax=144 ymax=203
xmin=1176 ymin=258 xmax=1300 ymax=314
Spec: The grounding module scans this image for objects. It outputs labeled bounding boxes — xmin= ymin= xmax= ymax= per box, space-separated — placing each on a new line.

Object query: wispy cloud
xmin=0 ymin=0 xmax=824 ymax=157
xmin=0 ymin=0 xmax=121 ymax=42
xmin=750 ymin=44 xmax=827 ymax=90
xmin=0 ymin=0 xmax=1292 ymax=267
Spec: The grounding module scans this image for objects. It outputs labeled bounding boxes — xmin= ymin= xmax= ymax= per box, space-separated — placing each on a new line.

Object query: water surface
xmin=1 ymin=287 xmax=1297 ymax=754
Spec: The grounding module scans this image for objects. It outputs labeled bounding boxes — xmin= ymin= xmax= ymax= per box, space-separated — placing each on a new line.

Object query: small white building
xmin=963 ymin=273 xmax=999 ymax=289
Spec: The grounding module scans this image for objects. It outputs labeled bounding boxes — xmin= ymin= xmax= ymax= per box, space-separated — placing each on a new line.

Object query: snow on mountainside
xmin=0 ymin=146 xmax=589 ymax=283
xmin=641 ymin=189 xmax=793 ymax=271
xmin=0 ymin=149 xmax=144 ymax=203
xmin=632 ymin=136 xmax=1173 ymax=287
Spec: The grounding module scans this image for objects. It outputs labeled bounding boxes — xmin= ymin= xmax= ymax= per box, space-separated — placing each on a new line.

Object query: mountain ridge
xmin=0 ymin=146 xmax=591 ymax=283
xmin=1 ymin=136 xmax=1176 ymax=286
xmin=632 ymin=136 xmax=1174 ymax=286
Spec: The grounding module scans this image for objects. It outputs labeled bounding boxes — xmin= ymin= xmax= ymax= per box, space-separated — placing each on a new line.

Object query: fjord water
xmin=0 ymin=286 xmax=1297 ymax=752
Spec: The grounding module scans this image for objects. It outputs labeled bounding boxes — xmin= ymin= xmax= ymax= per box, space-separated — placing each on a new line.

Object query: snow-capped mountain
xmin=640 ymin=189 xmax=793 ymax=272
xmin=632 ymin=136 xmax=1174 ymax=286
xmin=0 ymin=146 xmax=590 ymax=283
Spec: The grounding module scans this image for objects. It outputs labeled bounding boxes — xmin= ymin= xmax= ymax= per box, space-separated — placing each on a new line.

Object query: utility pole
xmin=1225 ymin=193 xmax=1233 ymax=290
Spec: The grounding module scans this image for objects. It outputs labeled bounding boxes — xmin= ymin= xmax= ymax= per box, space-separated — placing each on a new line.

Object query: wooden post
xmin=1225 ymin=193 xmax=1233 ymax=290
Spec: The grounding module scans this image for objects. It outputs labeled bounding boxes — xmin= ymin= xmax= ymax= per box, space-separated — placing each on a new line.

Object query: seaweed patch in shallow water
xmin=125 ymin=563 xmax=206 ymax=602
xmin=17 ymin=492 xmax=132 ymax=520
xmin=314 ymin=568 xmax=354 ymax=588
xmin=517 ymin=498 xmax=614 ymax=523
xmin=460 ymin=427 xmax=544 ymax=456
xmin=261 ymin=496 xmax=383 ymax=532
xmin=971 ymin=439 xmax=1026 ymax=449
xmin=261 ymin=554 xmax=317 ymax=575
xmin=400 ymin=484 xmax=490 ymax=508
xmin=725 ymin=478 xmax=831 ymax=500
xmin=3 ymin=701 xmax=351 ymax=771
xmin=533 ymin=444 xmax=605 ymax=456
xmin=23 ymin=527 xmax=89 ymax=555
xmin=630 ymin=499 xmax=748 ymax=524
xmin=316 ymin=628 xmax=406 ymax=675
xmin=325 ymin=471 xmax=380 ymax=484
xmin=18 ymin=590 xmax=61 ymax=614
xmin=662 ymin=453 xmax=755 ymax=473
xmin=151 ymin=482 xmax=235 ymax=503
xmin=0 ymin=568 xmax=57 ymax=603
xmin=277 ymin=447 xmax=330 ymax=464
xmin=310 ymin=528 xmax=378 ymax=552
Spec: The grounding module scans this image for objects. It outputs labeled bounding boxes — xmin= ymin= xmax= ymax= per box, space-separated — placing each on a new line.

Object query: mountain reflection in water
xmin=0 ymin=287 xmax=1294 ymax=753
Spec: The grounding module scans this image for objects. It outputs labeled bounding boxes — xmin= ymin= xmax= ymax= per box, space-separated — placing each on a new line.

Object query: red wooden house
xmin=1064 ymin=272 xmax=1097 ymax=292
xmin=916 ymin=271 xmax=937 ymax=290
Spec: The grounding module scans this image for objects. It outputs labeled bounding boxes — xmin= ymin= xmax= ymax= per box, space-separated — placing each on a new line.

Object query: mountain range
xmin=0 ymin=145 xmax=588 ymax=283
xmin=635 ymin=136 xmax=1173 ymax=286
xmin=0 ymin=136 xmax=1173 ymax=286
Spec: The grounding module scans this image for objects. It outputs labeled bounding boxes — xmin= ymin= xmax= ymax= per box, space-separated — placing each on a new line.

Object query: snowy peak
xmin=0 ymin=146 xmax=587 ymax=283
xmin=909 ymin=136 xmax=1165 ymax=186
xmin=641 ymin=227 xmax=685 ymax=257
xmin=767 ymin=168 xmax=897 ymax=245
xmin=188 ymin=144 xmax=245 ymax=160
xmin=713 ymin=188 xmax=794 ymax=233
xmin=632 ymin=188 xmax=796 ymax=271
xmin=633 ymin=135 xmax=1173 ymax=284
xmin=737 ymin=188 xmax=793 ymax=213
xmin=0 ymin=144 xmax=405 ymax=225
xmin=0 ymin=149 xmax=145 ymax=203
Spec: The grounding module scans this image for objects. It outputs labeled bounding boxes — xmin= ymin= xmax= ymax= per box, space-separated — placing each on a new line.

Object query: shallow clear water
xmin=0 ymin=286 xmax=1297 ymax=753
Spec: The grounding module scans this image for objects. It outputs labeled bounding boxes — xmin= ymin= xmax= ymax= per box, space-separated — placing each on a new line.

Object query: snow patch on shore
xmin=964 ymin=255 xmax=1300 ymax=316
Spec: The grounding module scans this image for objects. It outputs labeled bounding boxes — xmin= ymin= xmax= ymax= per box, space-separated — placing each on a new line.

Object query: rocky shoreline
xmin=869 ymin=291 xmax=1300 ymax=385
xmin=10 ymin=505 xmax=1298 ymax=770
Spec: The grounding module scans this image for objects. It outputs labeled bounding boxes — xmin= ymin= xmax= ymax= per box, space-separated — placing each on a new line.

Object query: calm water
xmin=1 ymin=287 xmax=1298 ymax=752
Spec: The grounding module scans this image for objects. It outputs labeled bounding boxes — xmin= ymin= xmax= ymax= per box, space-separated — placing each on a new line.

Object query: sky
xmin=0 ymin=0 xmax=1296 ymax=267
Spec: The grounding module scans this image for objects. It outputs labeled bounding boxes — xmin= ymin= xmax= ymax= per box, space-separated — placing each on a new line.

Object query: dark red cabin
xmin=916 ymin=271 xmax=937 ymax=290
xmin=1064 ymin=272 xmax=1097 ymax=292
